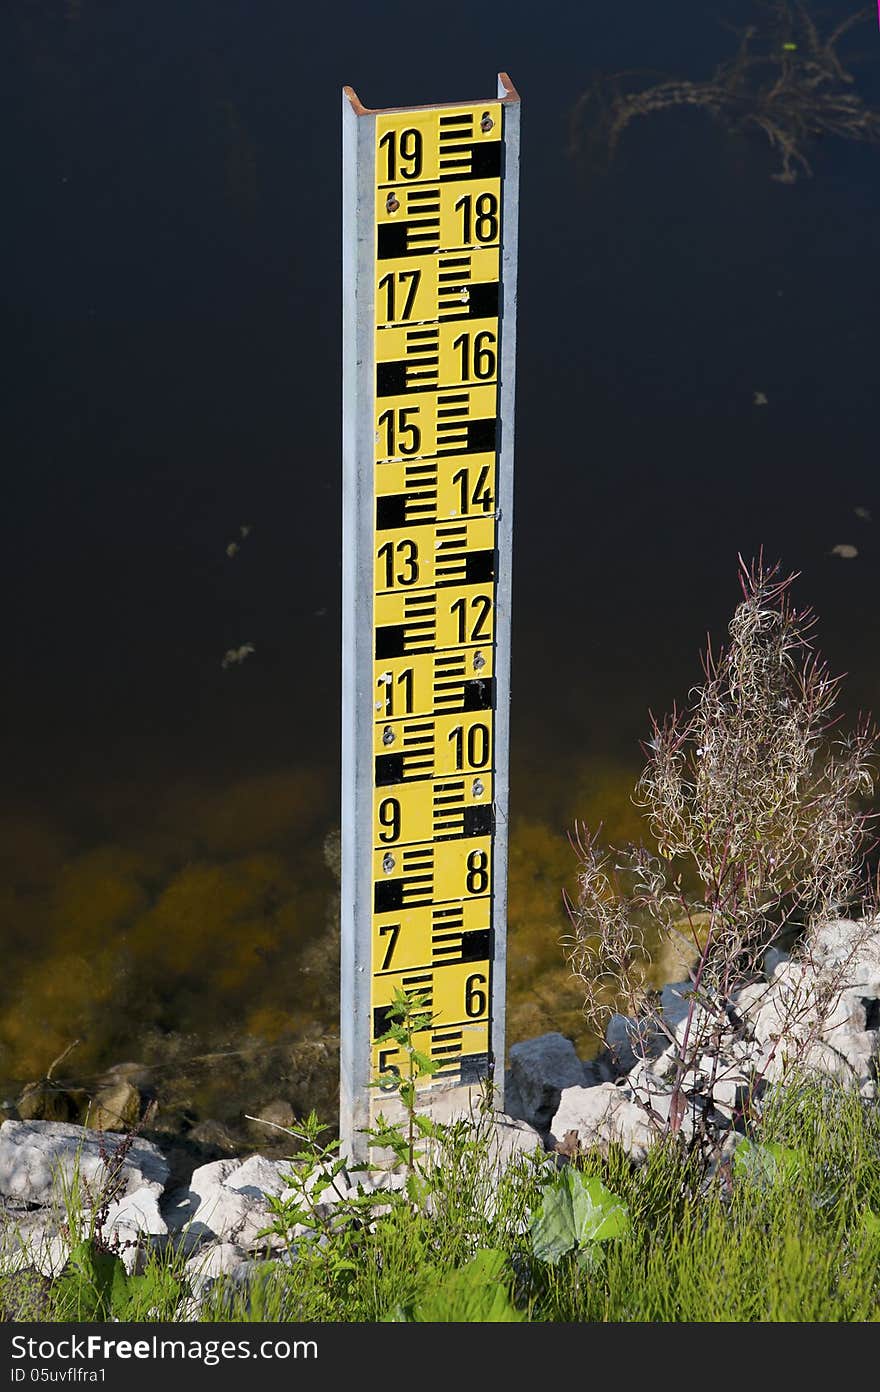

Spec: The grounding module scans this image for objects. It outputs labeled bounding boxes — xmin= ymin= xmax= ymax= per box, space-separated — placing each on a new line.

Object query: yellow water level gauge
xmin=340 ymin=75 xmax=520 ymax=1163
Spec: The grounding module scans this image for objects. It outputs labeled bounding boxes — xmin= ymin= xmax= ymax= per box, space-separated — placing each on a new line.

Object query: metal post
xmin=341 ymin=75 xmax=520 ymax=1164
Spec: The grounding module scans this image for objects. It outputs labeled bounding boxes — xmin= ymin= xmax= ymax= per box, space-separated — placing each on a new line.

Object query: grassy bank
xmin=3 ymin=1070 xmax=879 ymax=1323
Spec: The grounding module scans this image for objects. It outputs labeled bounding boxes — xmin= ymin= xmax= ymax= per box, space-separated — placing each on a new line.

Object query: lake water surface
xmin=2 ymin=0 xmax=878 ymax=1130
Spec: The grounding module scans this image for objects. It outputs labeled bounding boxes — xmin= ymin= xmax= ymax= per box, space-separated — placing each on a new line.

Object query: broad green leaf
xmin=530 ymin=1168 xmax=629 ymax=1264
xmin=54 ymin=1242 xmax=130 ymax=1320
xmin=575 ymin=1243 xmax=606 ymax=1276
xmin=733 ymin=1140 xmax=805 ymax=1187
xmin=107 ymin=1257 xmax=136 ymax=1318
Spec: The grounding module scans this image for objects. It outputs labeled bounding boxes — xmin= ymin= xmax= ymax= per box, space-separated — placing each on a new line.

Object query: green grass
xmin=3 ymin=1072 xmax=880 ymax=1323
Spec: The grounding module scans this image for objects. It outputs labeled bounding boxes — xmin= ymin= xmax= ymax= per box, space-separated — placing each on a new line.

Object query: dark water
xmin=2 ymin=1 xmax=879 ymax=1130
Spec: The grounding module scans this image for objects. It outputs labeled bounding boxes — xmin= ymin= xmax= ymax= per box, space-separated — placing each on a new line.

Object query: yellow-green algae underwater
xmin=0 ymin=751 xmax=691 ymax=1137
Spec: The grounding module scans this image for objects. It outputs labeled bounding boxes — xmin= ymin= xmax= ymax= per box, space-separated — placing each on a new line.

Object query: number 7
xmin=379 ymin=922 xmax=400 ymax=970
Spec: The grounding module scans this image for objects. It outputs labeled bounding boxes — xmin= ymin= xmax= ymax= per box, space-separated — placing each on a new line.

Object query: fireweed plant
xmin=562 ymin=552 xmax=879 ymax=1154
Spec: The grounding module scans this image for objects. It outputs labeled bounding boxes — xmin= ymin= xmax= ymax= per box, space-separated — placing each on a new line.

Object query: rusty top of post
xmin=343 ymin=73 xmax=519 ymax=116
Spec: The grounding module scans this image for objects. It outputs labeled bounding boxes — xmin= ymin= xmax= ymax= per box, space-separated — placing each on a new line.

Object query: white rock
xmin=482 ymin=1116 xmax=547 ymax=1175
xmin=0 ymin=1121 xmax=168 ymax=1207
xmin=164 ymin=1183 xmax=278 ymax=1253
xmin=732 ymin=980 xmax=771 ymax=1016
xmin=551 ymin=1083 xmax=660 ymax=1162
xmin=363 ymin=1169 xmax=409 ymax=1193
xmin=163 ymin=1152 xmax=339 ymax=1254
xmin=810 ymin=916 xmax=880 ymax=977
xmin=0 ymin=1122 xmax=168 ymax=1273
xmin=211 ymin=1256 xmax=284 ymax=1318
xmin=184 ymin=1241 xmax=250 ymax=1291
xmin=369 ymin=1115 xmax=547 ymax=1198
xmin=186 ymin=1157 xmax=239 ymax=1192
xmin=175 ymin=1242 xmax=252 ymax=1319
xmin=625 ymin=1060 xmax=705 ymax=1137
xmin=737 ymin=947 xmax=878 ymax=1095
xmin=104 ymin=1187 xmax=168 ymax=1253
xmin=226 ymin=1154 xmax=296 ymax=1202
xmin=33 ymin=1233 xmax=71 ymax=1279
xmin=0 ymin=1207 xmax=59 ymax=1275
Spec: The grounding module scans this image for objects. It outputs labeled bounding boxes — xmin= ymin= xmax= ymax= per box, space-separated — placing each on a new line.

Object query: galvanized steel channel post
xmin=341 ymin=75 xmax=520 ymax=1164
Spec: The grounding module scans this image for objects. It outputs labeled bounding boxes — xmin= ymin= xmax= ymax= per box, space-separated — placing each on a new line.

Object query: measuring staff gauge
xmin=341 ymin=75 xmax=519 ymax=1162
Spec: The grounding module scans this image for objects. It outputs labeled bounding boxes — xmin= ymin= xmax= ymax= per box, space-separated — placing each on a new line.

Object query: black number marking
xmin=377 ymin=408 xmax=421 ymax=457
xmin=448 ymin=723 xmax=490 ymax=770
xmin=474 ymin=192 xmax=499 ymax=241
xmin=379 ymin=922 xmax=400 ymax=970
xmin=377 ymin=1049 xmax=401 ymax=1089
xmin=465 ymin=970 xmax=488 ymax=1015
xmin=379 ymin=127 xmax=423 ymax=181
xmin=452 ymin=465 xmax=493 ymax=515
xmin=452 ymin=330 xmax=496 ymax=382
xmin=451 ymin=594 xmax=492 ymax=642
xmin=453 ymin=192 xmax=498 ymax=245
xmin=378 ymin=797 xmax=401 ymax=844
xmin=378 ymin=269 xmax=421 ymax=323
xmin=397 ymin=668 xmax=414 ymax=714
xmin=378 ymin=668 xmax=414 ymax=717
xmin=377 ymin=538 xmax=420 ymax=587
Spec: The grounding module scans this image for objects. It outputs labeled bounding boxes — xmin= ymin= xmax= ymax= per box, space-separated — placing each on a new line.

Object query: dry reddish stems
xmin=562 ymin=551 xmax=879 ymax=1143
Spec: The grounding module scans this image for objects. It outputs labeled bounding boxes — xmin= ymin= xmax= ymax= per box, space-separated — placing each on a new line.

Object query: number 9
xmin=399 ymin=129 xmax=422 ymax=179
xmin=378 ymin=797 xmax=401 ymax=844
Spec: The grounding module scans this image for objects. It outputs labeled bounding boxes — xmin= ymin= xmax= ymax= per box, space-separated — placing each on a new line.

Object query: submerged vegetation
xmin=0 ymin=753 xmax=637 ymax=1140
xmin=570 ymin=2 xmax=880 ymax=183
